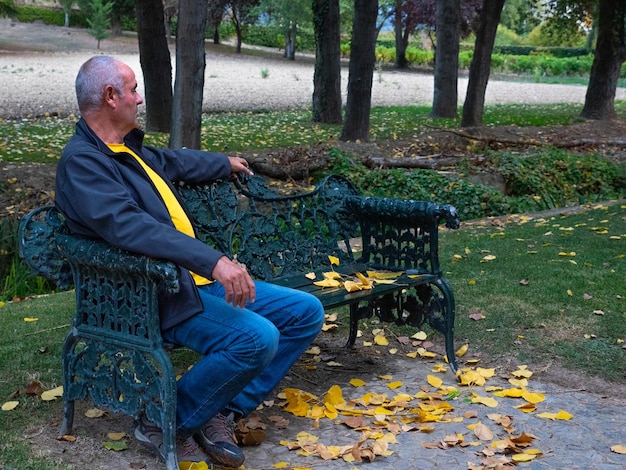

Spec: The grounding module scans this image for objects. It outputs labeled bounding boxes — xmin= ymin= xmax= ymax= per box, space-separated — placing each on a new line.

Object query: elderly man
xmin=55 ymin=55 xmax=325 ymax=467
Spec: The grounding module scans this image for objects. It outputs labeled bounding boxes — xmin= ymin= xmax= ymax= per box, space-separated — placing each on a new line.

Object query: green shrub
xmin=326 ymin=148 xmax=512 ymax=220
xmin=324 ymin=147 xmax=626 ymax=221
xmin=16 ymin=5 xmax=89 ymax=28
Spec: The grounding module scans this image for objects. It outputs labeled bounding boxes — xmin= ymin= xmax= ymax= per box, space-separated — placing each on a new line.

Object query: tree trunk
xmin=431 ymin=0 xmax=460 ymax=118
xmin=232 ymin=6 xmax=243 ymax=53
xmin=580 ymin=0 xmax=626 ymax=120
xmin=169 ymin=0 xmax=209 ymax=149
xmin=394 ymin=3 xmax=408 ymax=69
xmin=312 ymin=0 xmax=342 ymax=124
xmin=461 ymin=0 xmax=505 ymax=127
xmin=135 ymin=0 xmax=173 ymax=133
xmin=284 ymin=24 xmax=297 ymax=60
xmin=340 ymin=0 xmax=378 ymax=142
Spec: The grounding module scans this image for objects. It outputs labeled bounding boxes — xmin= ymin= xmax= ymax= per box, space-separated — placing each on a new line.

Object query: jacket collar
xmin=76 ymin=118 xmax=146 ymax=156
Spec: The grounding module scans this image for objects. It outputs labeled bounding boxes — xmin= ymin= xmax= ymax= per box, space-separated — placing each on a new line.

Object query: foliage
xmin=86 ymin=0 xmax=112 ymax=47
xmin=15 ymin=4 xmax=88 ymax=27
xmin=324 ymin=146 xmax=625 ymax=220
xmin=499 ymin=0 xmax=544 ymax=36
xmin=326 ymin=148 xmax=513 ymax=220
xmin=0 ymin=0 xmax=18 ymax=18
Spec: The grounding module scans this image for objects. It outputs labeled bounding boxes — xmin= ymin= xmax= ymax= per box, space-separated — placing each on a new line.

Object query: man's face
xmin=116 ymin=64 xmax=144 ymax=132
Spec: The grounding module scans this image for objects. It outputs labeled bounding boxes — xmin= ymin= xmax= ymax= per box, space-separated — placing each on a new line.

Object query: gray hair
xmin=75 ymin=56 xmax=126 ymax=114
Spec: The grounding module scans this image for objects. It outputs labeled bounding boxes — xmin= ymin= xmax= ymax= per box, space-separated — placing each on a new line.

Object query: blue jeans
xmin=162 ymin=281 xmax=324 ymax=437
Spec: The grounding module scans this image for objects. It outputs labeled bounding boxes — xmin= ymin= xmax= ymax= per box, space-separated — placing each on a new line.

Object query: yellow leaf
xmin=24 ymin=317 xmax=39 ymax=322
xmin=514 ymin=403 xmax=537 ymax=413
xmin=427 ymin=375 xmax=443 ymax=388
xmin=328 ymin=255 xmax=340 ymax=266
xmin=374 ymin=335 xmax=389 ymax=346
xmin=512 ymin=367 xmax=533 ymax=378
xmin=343 ymin=280 xmax=363 ymax=292
xmin=367 ymin=270 xmax=403 ymax=279
xmin=355 ymin=272 xmax=372 ymax=287
xmin=412 ymin=331 xmax=428 ymax=340
xmin=305 ymin=272 xmax=316 ymax=280
xmin=324 ymin=385 xmax=345 ymax=406
xmin=455 ymin=344 xmax=469 ymax=357
xmin=2 ymin=401 xmax=19 ymax=411
xmin=471 ymin=395 xmax=498 ymax=407
xmin=555 ymin=410 xmax=573 ymax=420
xmin=611 ymin=445 xmax=626 ymax=454
xmin=273 ymin=463 xmax=288 ymax=468
xmin=522 ymin=391 xmax=545 ymax=404
xmin=178 ymin=462 xmax=210 ymax=470
xmin=350 ymin=378 xmax=366 ymax=387
xmin=323 ymin=271 xmax=342 ymax=280
xmin=85 ymin=408 xmax=107 ymax=418
xmin=387 ymin=381 xmax=403 ymax=390
xmin=512 ymin=453 xmax=537 ymax=462
xmin=107 ymin=432 xmax=127 ymax=441
xmin=313 ymin=278 xmax=341 ymax=288
xmin=41 ymin=386 xmax=63 ymax=401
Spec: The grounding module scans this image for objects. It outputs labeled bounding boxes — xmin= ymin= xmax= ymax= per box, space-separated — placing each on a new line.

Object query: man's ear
xmin=104 ymin=85 xmax=116 ymax=106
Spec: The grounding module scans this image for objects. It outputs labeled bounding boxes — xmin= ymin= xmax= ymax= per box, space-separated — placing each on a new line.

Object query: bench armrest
xmin=56 ymin=234 xmax=180 ymax=294
xmin=345 ymin=195 xmax=460 ymax=229
xmin=343 ymin=195 xmax=459 ymax=274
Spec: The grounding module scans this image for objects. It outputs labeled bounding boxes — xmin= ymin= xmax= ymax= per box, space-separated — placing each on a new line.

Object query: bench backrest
xmin=178 ymin=174 xmax=362 ymax=281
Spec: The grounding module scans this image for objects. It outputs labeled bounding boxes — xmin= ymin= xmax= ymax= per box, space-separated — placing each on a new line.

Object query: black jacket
xmin=55 ymin=118 xmax=231 ymax=329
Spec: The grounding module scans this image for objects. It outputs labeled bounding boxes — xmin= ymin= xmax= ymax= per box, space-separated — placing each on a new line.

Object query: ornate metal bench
xmin=19 ymin=173 xmax=460 ymax=470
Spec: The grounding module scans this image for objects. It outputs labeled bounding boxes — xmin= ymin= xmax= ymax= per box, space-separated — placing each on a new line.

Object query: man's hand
xmin=211 ymin=256 xmax=256 ymax=307
xmin=228 ymin=156 xmax=254 ymax=176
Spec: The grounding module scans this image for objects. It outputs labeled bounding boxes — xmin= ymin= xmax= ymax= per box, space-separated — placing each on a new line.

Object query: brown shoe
xmin=133 ymin=415 xmax=211 ymax=466
xmin=194 ymin=411 xmax=245 ymax=468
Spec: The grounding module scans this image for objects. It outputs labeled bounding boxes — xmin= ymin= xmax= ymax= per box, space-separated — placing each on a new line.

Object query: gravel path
xmin=2 ymin=19 xmax=625 ymax=120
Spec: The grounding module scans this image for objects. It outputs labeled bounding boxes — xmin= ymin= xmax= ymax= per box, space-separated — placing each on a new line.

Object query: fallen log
xmin=365 ymin=154 xmax=467 ymax=170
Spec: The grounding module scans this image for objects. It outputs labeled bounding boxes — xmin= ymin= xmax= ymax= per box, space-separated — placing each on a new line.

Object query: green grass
xmin=441 ymin=202 xmax=626 ymax=382
xmin=2 ymin=102 xmax=625 ymax=163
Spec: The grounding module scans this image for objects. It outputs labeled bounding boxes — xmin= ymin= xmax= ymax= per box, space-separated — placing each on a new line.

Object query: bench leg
xmin=433 ymin=279 xmax=458 ymax=373
xmin=58 ymin=331 xmax=78 ymax=437
xmin=345 ymin=303 xmax=368 ymax=348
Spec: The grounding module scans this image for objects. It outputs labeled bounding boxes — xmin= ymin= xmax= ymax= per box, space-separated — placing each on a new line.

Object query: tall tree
xmin=207 ymin=0 xmax=228 ymax=44
xmin=500 ymin=0 xmax=543 ymax=36
xmin=58 ymin=0 xmax=75 ymax=27
xmin=341 ymin=0 xmax=378 ymax=141
xmin=461 ymin=0 xmax=505 ymax=127
xmin=230 ymin=0 xmax=260 ymax=53
xmin=580 ymin=0 xmax=626 ymax=120
xmin=312 ymin=0 xmax=342 ymax=124
xmin=86 ymin=0 xmax=112 ymax=49
xmin=257 ymin=0 xmax=312 ymax=60
xmin=169 ymin=0 xmax=210 ymax=149
xmin=431 ymin=0 xmax=460 ymax=118
xmin=135 ymin=0 xmax=173 ymax=132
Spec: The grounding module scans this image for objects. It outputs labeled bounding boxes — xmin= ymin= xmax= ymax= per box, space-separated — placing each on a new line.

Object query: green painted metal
xmin=19 ymin=173 xmax=460 ymax=470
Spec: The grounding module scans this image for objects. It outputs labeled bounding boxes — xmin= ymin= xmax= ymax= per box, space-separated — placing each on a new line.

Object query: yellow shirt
xmin=107 ymin=144 xmax=211 ymax=286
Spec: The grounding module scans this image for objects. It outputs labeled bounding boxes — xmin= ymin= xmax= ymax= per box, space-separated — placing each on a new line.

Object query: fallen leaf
xmin=41 ymin=386 xmax=63 ymax=401
xmin=102 ymin=441 xmax=129 ymax=451
xmin=1 ymin=401 xmax=19 ymax=411
xmin=611 ymin=444 xmax=626 ymax=454
xmin=85 ymin=408 xmax=107 ymax=418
